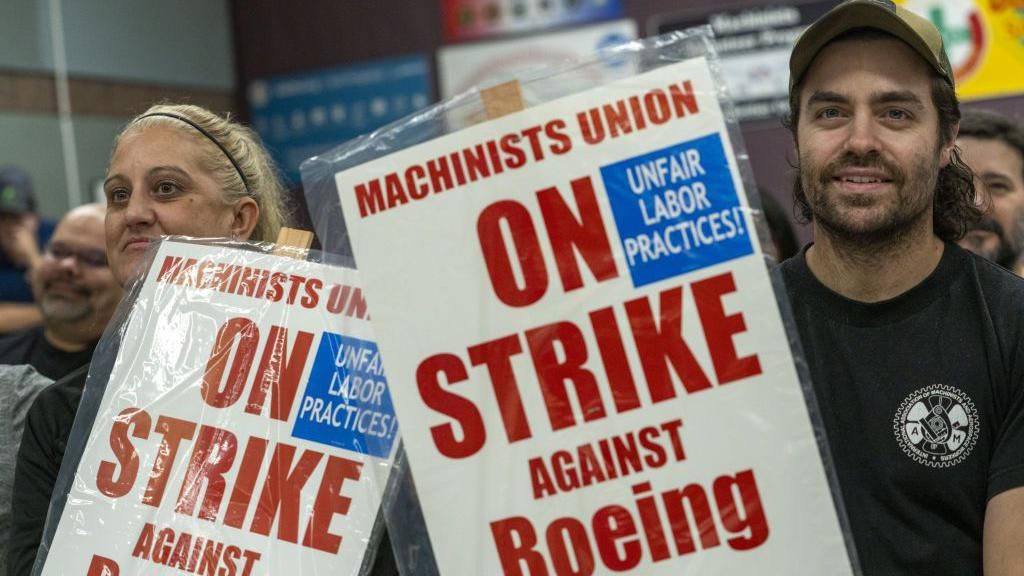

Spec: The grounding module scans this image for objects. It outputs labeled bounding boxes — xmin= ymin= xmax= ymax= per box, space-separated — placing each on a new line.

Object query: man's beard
xmin=1008 ymin=211 xmax=1024 ymax=268
xmin=964 ymin=214 xmax=1023 ymax=269
xmin=40 ymin=292 xmax=93 ymax=323
xmin=799 ymin=149 xmax=937 ymax=250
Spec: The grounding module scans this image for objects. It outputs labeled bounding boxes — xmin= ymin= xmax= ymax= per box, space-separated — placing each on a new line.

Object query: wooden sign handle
xmin=272 ymin=227 xmax=314 ymax=260
xmin=481 ymin=80 xmax=525 ymax=120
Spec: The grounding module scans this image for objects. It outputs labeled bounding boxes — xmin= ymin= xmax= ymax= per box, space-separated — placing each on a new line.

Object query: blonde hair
xmin=112 ymin=103 xmax=287 ymax=242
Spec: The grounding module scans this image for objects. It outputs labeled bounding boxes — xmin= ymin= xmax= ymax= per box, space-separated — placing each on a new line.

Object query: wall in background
xmin=60 ymin=0 xmax=235 ymax=89
xmin=0 ymin=113 xmax=65 ymax=217
xmin=0 ymin=0 xmax=236 ymax=219
xmin=0 ymin=0 xmax=51 ymax=72
xmin=5 ymin=1 xmax=1018 ymax=228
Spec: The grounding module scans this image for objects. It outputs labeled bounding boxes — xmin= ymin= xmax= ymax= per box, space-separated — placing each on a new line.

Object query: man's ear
xmin=940 ymin=120 xmax=960 ymax=169
xmin=232 ymin=197 xmax=259 ymax=240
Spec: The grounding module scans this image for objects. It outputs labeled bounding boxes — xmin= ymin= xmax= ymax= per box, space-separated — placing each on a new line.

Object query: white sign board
xmin=43 ymin=241 xmax=397 ymax=576
xmin=335 ymin=57 xmax=853 ymax=575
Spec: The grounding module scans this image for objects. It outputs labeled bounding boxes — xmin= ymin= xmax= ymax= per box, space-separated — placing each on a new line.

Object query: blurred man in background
xmin=0 ymin=166 xmax=54 ymax=333
xmin=956 ymin=109 xmax=1024 ymax=274
xmin=0 ymin=204 xmax=121 ymax=380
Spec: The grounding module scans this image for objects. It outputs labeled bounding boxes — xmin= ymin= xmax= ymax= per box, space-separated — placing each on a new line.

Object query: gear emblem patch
xmin=894 ymin=384 xmax=978 ymax=468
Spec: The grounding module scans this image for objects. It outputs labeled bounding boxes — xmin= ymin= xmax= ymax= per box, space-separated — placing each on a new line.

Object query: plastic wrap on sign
xmin=301 ymin=28 xmax=861 ymax=576
xmin=35 ymin=238 xmax=397 ymax=576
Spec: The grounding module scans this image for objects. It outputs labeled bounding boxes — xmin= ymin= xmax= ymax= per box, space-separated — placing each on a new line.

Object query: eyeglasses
xmin=45 ymin=242 xmax=108 ymax=268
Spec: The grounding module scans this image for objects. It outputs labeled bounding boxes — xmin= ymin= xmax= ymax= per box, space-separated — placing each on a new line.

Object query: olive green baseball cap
xmin=789 ymin=0 xmax=954 ymax=89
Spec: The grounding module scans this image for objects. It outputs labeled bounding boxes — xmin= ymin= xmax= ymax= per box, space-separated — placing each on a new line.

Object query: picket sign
xmin=331 ymin=55 xmax=857 ymax=576
xmin=41 ymin=230 xmax=398 ymax=576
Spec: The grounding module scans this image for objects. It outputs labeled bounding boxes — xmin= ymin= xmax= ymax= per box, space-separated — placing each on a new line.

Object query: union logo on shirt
xmin=893 ymin=384 xmax=979 ymax=468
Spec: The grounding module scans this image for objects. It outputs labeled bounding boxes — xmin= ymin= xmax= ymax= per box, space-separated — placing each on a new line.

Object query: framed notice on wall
xmin=248 ymin=55 xmax=432 ymax=185
xmin=443 ymin=0 xmax=623 ymax=42
xmin=651 ymin=1 xmax=837 ymax=122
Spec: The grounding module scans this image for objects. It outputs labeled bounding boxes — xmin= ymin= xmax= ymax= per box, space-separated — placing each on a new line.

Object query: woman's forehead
xmin=110 ymin=125 xmax=205 ymax=171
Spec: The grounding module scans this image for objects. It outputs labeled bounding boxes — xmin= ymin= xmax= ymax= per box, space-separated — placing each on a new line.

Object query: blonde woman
xmin=8 ymin=103 xmax=288 ymax=575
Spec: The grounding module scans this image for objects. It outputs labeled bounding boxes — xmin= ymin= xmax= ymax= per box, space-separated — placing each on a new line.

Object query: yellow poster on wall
xmin=897 ymin=0 xmax=1024 ymax=100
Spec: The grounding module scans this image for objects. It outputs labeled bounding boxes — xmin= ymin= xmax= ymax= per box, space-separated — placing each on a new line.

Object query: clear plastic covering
xmin=300 ymin=26 xmax=860 ymax=576
xmin=300 ymin=28 xmax=784 ymax=263
xmin=35 ymin=237 xmax=397 ymax=575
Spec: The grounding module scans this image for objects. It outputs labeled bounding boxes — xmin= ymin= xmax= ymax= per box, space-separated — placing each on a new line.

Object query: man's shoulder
xmin=0 ymin=363 xmax=48 ymax=385
xmin=29 ymin=364 xmax=88 ymax=420
xmin=0 ymin=325 xmax=43 ymax=355
xmin=948 ymin=246 xmax=1024 ymax=366
xmin=0 ymin=365 xmax=51 ymax=427
xmin=775 ymin=250 xmax=813 ymax=300
xmin=777 ymin=253 xmax=805 ymax=275
xmin=959 ymin=245 xmax=1024 ymax=308
xmin=0 ymin=365 xmax=50 ymax=400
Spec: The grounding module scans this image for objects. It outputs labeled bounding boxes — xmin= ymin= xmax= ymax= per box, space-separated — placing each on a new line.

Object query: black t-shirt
xmin=0 ymin=326 xmax=93 ymax=380
xmin=7 ymin=365 xmax=401 ymax=576
xmin=7 ymin=364 xmax=86 ymax=576
xmin=780 ymin=242 xmax=1024 ymax=575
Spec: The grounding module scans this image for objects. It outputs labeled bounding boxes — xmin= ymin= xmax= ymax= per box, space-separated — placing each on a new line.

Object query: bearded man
xmin=779 ymin=1 xmax=1024 ymax=574
xmin=0 ymin=204 xmax=122 ymax=379
xmin=956 ymin=108 xmax=1024 ymax=273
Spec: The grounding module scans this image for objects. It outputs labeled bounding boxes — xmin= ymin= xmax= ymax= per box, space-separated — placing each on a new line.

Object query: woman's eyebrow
xmin=146 ymin=165 xmax=194 ymax=180
xmin=103 ymin=174 xmax=126 ymax=188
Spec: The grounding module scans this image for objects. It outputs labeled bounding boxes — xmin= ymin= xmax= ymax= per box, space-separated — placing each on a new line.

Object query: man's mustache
xmin=968 ymin=215 xmax=1007 ymax=238
xmin=965 ymin=214 xmax=1019 ymax=269
xmin=819 ymin=151 xmax=904 ymax=186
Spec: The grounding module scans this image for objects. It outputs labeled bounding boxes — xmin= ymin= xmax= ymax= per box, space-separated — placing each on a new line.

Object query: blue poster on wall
xmin=248 ymin=55 xmax=432 ymax=185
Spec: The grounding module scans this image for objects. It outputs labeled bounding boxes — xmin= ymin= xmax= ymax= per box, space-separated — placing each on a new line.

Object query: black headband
xmin=136 ymin=112 xmax=252 ymax=195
